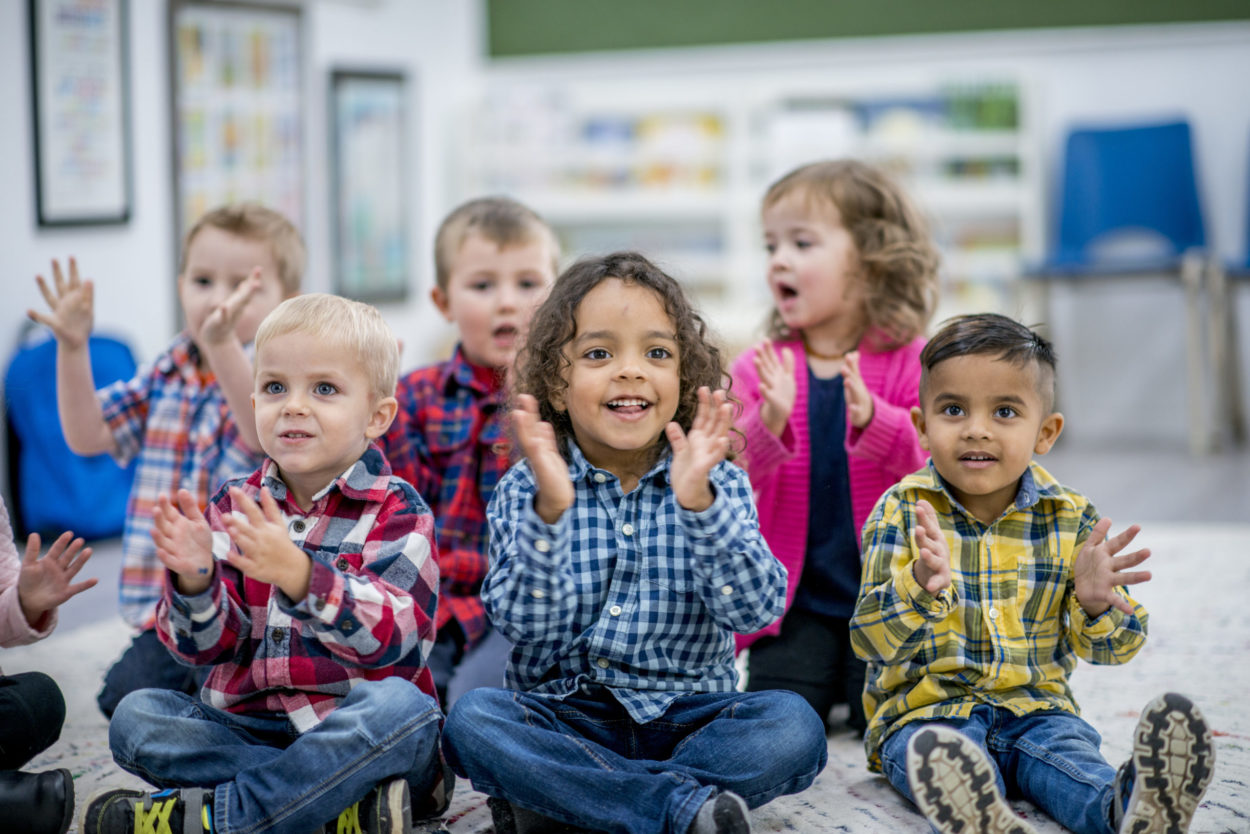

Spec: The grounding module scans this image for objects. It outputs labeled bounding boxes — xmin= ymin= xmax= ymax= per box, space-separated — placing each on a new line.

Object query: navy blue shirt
xmin=793 ymin=370 xmax=861 ymax=619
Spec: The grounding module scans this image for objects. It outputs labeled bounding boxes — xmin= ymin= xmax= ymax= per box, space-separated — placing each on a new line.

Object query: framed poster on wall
xmin=169 ymin=1 xmax=303 ymax=247
xmin=330 ymin=70 xmax=410 ymax=302
xmin=29 ymin=0 xmax=132 ymax=226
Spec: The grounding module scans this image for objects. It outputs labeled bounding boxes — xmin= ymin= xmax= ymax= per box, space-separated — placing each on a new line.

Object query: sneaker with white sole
xmin=80 ymin=787 xmax=214 ymax=834
xmin=1115 ymin=693 xmax=1215 ymax=834
xmin=906 ymin=725 xmax=1038 ymax=834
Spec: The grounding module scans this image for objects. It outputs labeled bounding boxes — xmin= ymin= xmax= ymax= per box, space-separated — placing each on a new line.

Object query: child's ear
xmin=910 ymin=406 xmax=931 ymax=451
xmin=366 ymin=396 xmax=399 ymax=439
xmin=1034 ymin=411 xmax=1064 ymax=455
xmin=430 ymin=286 xmax=453 ymax=323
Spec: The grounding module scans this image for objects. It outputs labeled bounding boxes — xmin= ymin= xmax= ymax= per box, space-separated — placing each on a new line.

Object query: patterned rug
xmin=5 ymin=523 xmax=1247 ymax=833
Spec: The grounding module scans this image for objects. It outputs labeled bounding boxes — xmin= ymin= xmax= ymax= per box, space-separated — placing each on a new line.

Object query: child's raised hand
xmin=28 ymin=257 xmax=94 ymax=350
xmin=666 ymin=386 xmax=733 ymax=512
xmin=151 ymin=489 xmax=215 ymax=594
xmin=199 ymin=268 xmax=262 ymax=347
xmin=843 ymin=351 xmax=875 ymax=429
xmin=512 ymin=393 xmax=573 ymax=524
xmin=752 ymin=340 xmax=796 ymax=437
xmin=1072 ymin=519 xmax=1151 ymax=618
xmin=221 ymin=487 xmax=310 ymax=600
xmin=17 ymin=531 xmax=97 ymax=627
xmin=912 ymin=499 xmax=951 ymax=594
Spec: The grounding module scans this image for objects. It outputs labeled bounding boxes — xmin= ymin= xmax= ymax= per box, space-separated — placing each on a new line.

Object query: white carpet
xmin=5 ymin=523 xmax=1247 ymax=833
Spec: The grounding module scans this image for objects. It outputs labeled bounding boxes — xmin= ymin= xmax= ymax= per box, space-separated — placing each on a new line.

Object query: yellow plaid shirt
xmin=850 ymin=461 xmax=1148 ymax=772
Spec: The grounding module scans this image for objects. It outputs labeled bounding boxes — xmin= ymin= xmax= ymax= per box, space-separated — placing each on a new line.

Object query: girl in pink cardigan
xmin=732 ymin=160 xmax=939 ymax=733
xmin=1 ymin=498 xmax=97 ymax=834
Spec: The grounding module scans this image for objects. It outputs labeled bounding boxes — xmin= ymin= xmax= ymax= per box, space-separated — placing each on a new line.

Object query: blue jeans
xmin=443 ymin=685 xmax=827 ymax=834
xmin=880 ymin=705 xmax=1118 ymax=834
xmin=109 ymin=678 xmax=442 ymax=834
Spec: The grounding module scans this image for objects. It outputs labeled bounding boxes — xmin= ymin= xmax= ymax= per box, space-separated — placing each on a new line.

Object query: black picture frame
xmin=329 ymin=69 xmax=411 ymax=302
xmin=29 ymin=0 xmax=132 ymax=226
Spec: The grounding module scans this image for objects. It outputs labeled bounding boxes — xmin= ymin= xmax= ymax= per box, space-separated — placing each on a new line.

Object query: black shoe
xmin=324 ymin=777 xmax=411 ymax=834
xmin=1116 ymin=692 xmax=1215 ymax=834
xmin=0 ymin=768 xmax=74 ymax=834
xmin=691 ymin=791 xmax=752 ymax=833
xmin=486 ymin=796 xmax=597 ymax=833
xmin=906 ymin=725 xmax=1038 ymax=834
xmin=412 ymin=756 xmax=455 ymax=822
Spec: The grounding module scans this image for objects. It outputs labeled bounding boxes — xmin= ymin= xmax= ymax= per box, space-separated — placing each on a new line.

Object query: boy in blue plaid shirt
xmin=442 ymin=253 xmax=827 ymax=834
xmin=850 ymin=313 xmax=1215 ymax=834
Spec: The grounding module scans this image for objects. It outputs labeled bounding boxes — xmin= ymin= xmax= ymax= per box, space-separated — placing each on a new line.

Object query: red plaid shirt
xmin=156 ymin=445 xmax=439 ymax=731
xmin=382 ymin=347 xmax=509 ymax=647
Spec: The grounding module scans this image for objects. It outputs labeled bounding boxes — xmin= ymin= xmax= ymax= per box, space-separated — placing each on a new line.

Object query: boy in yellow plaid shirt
xmin=850 ymin=313 xmax=1215 ymax=834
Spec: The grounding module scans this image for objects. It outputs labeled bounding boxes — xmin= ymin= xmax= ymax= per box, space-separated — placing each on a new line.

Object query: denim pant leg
xmin=112 ymin=679 xmax=442 ymax=834
xmin=878 ymin=708 xmax=1005 ymax=809
xmin=993 ymin=711 xmax=1117 ymax=834
xmin=656 ymin=690 xmax=827 ymax=810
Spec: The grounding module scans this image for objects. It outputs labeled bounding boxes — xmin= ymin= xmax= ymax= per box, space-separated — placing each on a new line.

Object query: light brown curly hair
xmin=763 ymin=159 xmax=940 ymax=349
xmin=513 ymin=251 xmax=737 ymax=464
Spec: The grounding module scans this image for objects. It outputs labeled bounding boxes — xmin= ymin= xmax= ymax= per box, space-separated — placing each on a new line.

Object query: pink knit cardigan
xmin=731 ymin=335 xmax=928 ymax=650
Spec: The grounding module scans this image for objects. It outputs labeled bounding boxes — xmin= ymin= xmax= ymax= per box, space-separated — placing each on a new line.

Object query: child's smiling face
xmin=911 ymin=353 xmax=1063 ymax=525
xmin=553 ymin=278 xmax=681 ymax=481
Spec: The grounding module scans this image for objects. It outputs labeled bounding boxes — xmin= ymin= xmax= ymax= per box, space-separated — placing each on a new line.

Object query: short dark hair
xmin=919 ymin=313 xmax=1057 ymax=410
xmin=514 ymin=251 xmax=736 ymax=465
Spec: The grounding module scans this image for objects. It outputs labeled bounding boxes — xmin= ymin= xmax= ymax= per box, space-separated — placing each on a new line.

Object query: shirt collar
xmin=440 ymin=344 xmax=501 ymax=398
xmin=912 ymin=459 xmax=1071 ymax=521
xmin=564 ymin=441 xmax=670 ymax=487
xmin=259 ymin=443 xmax=393 ymax=509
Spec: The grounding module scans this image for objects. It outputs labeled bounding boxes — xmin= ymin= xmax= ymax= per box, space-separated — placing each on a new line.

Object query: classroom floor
xmin=5 ymin=441 xmax=1249 ymax=833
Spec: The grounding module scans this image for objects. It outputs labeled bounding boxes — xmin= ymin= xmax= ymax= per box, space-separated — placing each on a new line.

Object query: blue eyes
xmin=261 ymin=381 xmax=337 ymax=396
xmin=315 ymin=383 xmax=337 ymax=396
xmin=264 ymin=381 xmax=285 ymax=395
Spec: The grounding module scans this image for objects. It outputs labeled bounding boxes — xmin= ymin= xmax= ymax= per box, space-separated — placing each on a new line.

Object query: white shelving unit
xmin=453 ymin=72 xmax=1042 ymax=349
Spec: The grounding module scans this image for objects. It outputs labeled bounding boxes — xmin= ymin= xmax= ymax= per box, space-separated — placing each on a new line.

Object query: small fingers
xmin=34 ymin=274 xmax=57 ymax=310
xmin=21 ymin=532 xmax=43 ymax=566
xmin=175 ymin=488 xmax=201 ymax=520
xmin=1103 ymin=523 xmax=1142 ymax=556
xmin=51 ymin=258 xmax=66 ymax=295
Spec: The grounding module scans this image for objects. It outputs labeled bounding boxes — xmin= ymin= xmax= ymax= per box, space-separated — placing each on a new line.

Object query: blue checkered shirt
xmin=483 ymin=443 xmax=787 ymax=723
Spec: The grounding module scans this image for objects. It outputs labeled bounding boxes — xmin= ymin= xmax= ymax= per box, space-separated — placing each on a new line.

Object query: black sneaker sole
xmin=907 ymin=726 xmax=1038 ymax=834
xmin=1121 ymin=693 xmax=1216 ymax=834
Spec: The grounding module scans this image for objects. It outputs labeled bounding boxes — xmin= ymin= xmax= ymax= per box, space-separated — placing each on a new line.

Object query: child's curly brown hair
xmin=513 ymin=251 xmax=737 ymax=465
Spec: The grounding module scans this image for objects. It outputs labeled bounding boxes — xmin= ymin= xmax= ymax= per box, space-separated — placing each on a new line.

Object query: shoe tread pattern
xmin=1121 ymin=693 xmax=1215 ymax=834
xmin=907 ymin=727 xmax=1037 ymax=834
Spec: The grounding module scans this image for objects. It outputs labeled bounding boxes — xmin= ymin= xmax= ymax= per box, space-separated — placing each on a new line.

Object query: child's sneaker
xmin=325 ymin=777 xmax=412 ymax=834
xmin=411 ymin=756 xmax=455 ymax=822
xmin=486 ymin=796 xmax=596 ymax=834
xmin=1115 ymin=692 xmax=1215 ymax=834
xmin=906 ymin=725 xmax=1038 ymax=834
xmin=691 ymin=791 xmax=753 ymax=833
xmin=80 ymin=787 xmax=214 ymax=834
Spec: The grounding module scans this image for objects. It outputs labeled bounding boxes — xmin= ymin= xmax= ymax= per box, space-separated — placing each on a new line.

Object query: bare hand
xmin=1073 ymin=519 xmax=1151 ymax=618
xmin=151 ymin=489 xmax=215 ymax=594
xmin=222 ymin=487 xmax=310 ymax=599
xmin=513 ymin=394 xmax=573 ymax=524
xmin=28 ymin=257 xmax=94 ymax=350
xmin=17 ymin=531 xmax=97 ymax=627
xmin=666 ymin=387 xmax=732 ymax=512
xmin=199 ymin=269 xmax=262 ymax=347
xmin=752 ymin=340 xmax=796 ymax=437
xmin=843 ymin=351 xmax=875 ymax=429
xmin=912 ymin=499 xmax=951 ymax=594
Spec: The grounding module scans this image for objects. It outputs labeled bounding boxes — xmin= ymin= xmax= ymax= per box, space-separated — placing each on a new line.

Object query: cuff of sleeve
xmin=677 ymin=487 xmax=741 ymax=542
xmin=520 ymin=500 xmax=569 ymax=566
xmin=168 ymin=567 xmax=220 ymax=618
xmin=1071 ymin=592 xmax=1126 ymax=638
xmin=897 ymin=560 xmax=955 ymax=620
xmin=741 ymin=408 xmax=796 ymax=473
xmin=298 ymin=556 xmax=345 ymax=624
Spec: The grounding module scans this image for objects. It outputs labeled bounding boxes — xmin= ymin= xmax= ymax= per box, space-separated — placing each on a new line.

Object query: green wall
xmin=487 ymin=1 xmax=1249 ymax=57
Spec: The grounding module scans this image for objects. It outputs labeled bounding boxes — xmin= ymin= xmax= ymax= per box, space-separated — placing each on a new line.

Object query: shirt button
xmin=596 ymin=658 xmax=609 ymax=669
xmin=535 ymin=539 xmax=551 ymax=553
xmin=272 ymin=628 xmax=285 ymax=643
xmin=336 ymin=557 xmax=350 ymax=570
xmin=594 ymin=473 xmax=607 ymax=483
xmin=720 ymin=585 xmax=733 ymax=596
xmin=292 ymin=520 xmax=306 ymax=533
xmin=341 ymin=619 xmax=355 ymax=632
xmin=621 ymin=523 xmax=635 ymax=536
xmin=609 ymin=605 xmax=622 ymax=616
xmin=988 ymin=607 xmax=1000 ymax=620
xmin=531 ymin=589 xmax=546 ymax=599
xmin=315 ymin=599 xmax=326 ymax=611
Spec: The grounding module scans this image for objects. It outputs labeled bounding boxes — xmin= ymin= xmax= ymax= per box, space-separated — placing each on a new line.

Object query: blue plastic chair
xmin=1026 ymin=119 xmax=1216 ymax=451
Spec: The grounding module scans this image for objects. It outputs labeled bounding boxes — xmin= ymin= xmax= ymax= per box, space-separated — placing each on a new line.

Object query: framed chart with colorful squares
xmin=169 ymin=1 xmax=303 ymax=249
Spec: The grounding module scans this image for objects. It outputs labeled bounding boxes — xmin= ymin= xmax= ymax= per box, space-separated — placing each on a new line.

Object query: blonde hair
xmin=433 ymin=196 xmax=560 ymax=291
xmin=763 ymin=160 xmax=940 ymax=348
xmin=181 ymin=202 xmax=306 ymax=295
xmin=254 ymin=293 xmax=398 ymax=399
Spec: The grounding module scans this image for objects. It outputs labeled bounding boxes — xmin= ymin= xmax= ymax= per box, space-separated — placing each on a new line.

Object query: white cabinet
xmin=453 ymin=74 xmax=1041 ymax=349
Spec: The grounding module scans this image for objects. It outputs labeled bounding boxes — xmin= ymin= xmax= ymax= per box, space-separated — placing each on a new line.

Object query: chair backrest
xmin=1056 ymin=119 xmax=1205 ymax=264
xmin=4 ymin=328 xmax=137 ymax=540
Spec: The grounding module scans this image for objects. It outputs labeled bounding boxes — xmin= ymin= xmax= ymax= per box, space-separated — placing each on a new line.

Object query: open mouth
xmin=606 ymin=397 xmax=652 ymax=415
xmin=493 ymin=324 xmax=518 ymax=339
xmin=281 ymin=431 xmax=313 ymax=440
xmin=959 ymin=452 xmax=997 ymax=463
xmin=776 ymin=283 xmax=798 ymax=300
